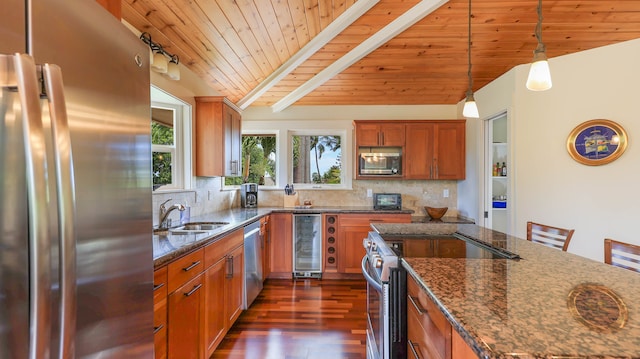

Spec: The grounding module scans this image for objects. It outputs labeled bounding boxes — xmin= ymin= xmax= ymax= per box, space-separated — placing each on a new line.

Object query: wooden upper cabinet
xmin=405 ymin=120 xmax=466 ymax=180
xmin=355 ymin=121 xmax=405 ymax=147
xmin=195 ymin=97 xmax=242 ymax=177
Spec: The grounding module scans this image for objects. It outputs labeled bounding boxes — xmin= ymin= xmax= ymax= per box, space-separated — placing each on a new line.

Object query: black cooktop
xmin=383 ymin=234 xmax=520 ymax=260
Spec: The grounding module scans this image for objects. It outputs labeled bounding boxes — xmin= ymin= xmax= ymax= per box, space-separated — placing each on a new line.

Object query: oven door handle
xmin=361 ymin=256 xmax=383 ymax=293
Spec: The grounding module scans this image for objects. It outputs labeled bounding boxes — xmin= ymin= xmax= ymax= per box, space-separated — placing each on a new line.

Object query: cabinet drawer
xmin=167 ymin=249 xmax=204 ymax=293
xmin=205 ymin=239 xmax=226 ymax=269
xmin=154 ymin=266 xmax=168 ymax=304
xmin=154 ymin=297 xmax=167 ymax=359
xmin=154 ymin=323 xmax=167 ymax=359
xmin=154 ymin=297 xmax=167 ymax=332
xmin=407 ymin=275 xmax=451 ymax=359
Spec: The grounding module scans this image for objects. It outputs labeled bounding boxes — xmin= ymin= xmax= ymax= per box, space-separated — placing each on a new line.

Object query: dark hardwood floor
xmin=210 ymin=278 xmax=367 ymax=359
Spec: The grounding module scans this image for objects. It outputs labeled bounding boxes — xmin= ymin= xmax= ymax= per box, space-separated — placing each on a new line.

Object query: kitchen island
xmin=372 ymin=223 xmax=640 ymax=358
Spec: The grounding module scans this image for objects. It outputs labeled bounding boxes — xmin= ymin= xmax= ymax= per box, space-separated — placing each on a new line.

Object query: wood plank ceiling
xmin=123 ymin=0 xmax=640 ymax=110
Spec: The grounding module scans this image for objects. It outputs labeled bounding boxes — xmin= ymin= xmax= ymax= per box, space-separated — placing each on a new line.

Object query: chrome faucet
xmin=158 ymin=199 xmax=186 ymax=229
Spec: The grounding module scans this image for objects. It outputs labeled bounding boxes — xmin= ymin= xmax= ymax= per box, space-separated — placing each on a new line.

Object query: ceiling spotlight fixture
xmin=462 ymin=0 xmax=479 ymax=119
xmin=526 ymin=0 xmax=552 ymax=91
xmin=140 ymin=32 xmax=180 ymax=80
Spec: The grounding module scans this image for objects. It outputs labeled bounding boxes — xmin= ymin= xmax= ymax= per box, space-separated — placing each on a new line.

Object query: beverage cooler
xmin=293 ymin=214 xmax=322 ymax=278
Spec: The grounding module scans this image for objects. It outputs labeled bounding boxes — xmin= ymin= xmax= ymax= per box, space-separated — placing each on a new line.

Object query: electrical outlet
xmin=443 ymin=189 xmax=449 ymax=198
xmin=367 ymin=189 xmax=373 ymax=198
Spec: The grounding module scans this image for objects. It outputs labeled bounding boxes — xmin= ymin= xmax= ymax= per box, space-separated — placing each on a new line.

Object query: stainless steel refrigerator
xmin=1 ymin=0 xmax=153 ymax=358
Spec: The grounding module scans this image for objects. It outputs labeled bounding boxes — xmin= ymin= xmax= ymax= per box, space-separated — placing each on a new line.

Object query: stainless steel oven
xmin=361 ymin=234 xmax=406 ymax=359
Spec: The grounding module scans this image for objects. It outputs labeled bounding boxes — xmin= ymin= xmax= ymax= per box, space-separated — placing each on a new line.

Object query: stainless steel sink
xmin=153 ymin=222 xmax=230 ymax=236
xmin=179 ymin=222 xmax=229 ymax=231
xmin=168 ymin=222 xmax=230 ymax=234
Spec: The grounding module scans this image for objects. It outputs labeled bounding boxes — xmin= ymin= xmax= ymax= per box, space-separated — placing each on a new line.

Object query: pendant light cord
xmin=467 ymin=0 xmax=473 ymax=94
xmin=535 ymin=0 xmax=545 ymax=51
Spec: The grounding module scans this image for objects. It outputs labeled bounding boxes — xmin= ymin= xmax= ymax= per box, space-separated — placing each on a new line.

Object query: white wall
xmin=465 ymin=38 xmax=640 ymax=261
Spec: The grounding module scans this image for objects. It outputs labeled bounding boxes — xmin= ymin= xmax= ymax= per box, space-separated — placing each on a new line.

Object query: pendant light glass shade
xmin=463 ymin=91 xmax=479 ymax=118
xmin=526 ymin=47 xmax=552 ymax=91
xmin=526 ymin=0 xmax=552 ymax=91
xmin=167 ymin=61 xmax=180 ymax=80
xmin=151 ymin=52 xmax=168 ymax=73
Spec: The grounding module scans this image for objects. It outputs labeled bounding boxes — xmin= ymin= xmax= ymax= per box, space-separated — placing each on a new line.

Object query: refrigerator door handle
xmin=43 ymin=63 xmax=77 ymax=359
xmin=12 ymin=53 xmax=53 ymax=359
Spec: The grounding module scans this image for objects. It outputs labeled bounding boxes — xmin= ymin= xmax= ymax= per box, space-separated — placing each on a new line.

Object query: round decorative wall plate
xmin=567 ymin=283 xmax=628 ymax=332
xmin=566 ymin=119 xmax=628 ymax=166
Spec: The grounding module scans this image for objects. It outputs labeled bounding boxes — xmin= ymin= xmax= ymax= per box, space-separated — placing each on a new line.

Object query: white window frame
xmin=287 ymin=129 xmax=350 ymax=190
xmin=223 ymin=130 xmax=280 ymax=189
xmin=151 ymin=86 xmax=192 ymax=191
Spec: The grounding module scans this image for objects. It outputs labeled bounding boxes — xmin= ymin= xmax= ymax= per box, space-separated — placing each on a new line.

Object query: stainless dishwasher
xmin=243 ymin=220 xmax=263 ymax=308
xmin=293 ymin=214 xmax=322 ymax=278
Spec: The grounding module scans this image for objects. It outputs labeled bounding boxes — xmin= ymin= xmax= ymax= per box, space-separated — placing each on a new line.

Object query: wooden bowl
xmin=425 ymin=206 xmax=448 ymax=220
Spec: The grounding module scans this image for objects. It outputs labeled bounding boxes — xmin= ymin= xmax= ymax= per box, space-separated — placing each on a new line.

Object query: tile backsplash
xmin=153 ymin=178 xmax=459 ymax=226
xmin=260 ymin=180 xmax=458 ymax=217
xmin=152 ymin=177 xmax=238 ymax=227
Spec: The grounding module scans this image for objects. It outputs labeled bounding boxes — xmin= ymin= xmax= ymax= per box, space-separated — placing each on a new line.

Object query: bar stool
xmin=604 ymin=238 xmax=640 ymax=273
xmin=526 ymin=221 xmax=575 ymax=251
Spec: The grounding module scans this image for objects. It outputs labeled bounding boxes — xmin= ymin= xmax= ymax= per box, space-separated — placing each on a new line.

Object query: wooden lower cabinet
xmin=204 ymin=228 xmax=244 ymax=357
xmin=338 ymin=213 xmax=411 ymax=274
xmin=268 ymin=213 xmax=293 ymax=277
xmin=168 ymin=273 xmax=204 ymax=359
xmin=156 ymin=228 xmax=246 ymax=359
xmin=407 ymin=274 xmax=477 ymax=359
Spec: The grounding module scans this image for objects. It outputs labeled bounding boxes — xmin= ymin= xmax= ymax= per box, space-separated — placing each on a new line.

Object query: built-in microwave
xmin=359 ymin=152 xmax=402 ymax=175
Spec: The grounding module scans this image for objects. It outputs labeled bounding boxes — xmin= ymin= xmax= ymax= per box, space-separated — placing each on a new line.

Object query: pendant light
xmin=526 ymin=0 xmax=552 ymax=91
xmin=166 ymin=55 xmax=181 ymax=81
xmin=462 ymin=0 xmax=479 ymax=119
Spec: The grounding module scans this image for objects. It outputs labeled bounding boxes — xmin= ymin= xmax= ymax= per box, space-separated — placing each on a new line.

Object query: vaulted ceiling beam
xmin=236 ymin=0 xmax=380 ymax=110
xmin=271 ymin=0 xmax=450 ymax=112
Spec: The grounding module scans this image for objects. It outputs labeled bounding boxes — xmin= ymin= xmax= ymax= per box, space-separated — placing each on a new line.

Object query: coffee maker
xmin=240 ymin=183 xmax=258 ymax=208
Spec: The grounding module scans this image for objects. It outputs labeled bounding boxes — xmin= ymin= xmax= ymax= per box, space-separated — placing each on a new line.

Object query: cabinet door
xmin=223 ymin=104 xmax=241 ymax=177
xmin=261 ymin=216 xmax=271 ymax=279
xmin=195 ymin=97 xmax=242 ymax=177
xmin=405 ymin=123 xmax=435 ymax=179
xmin=269 ymin=213 xmax=292 ymax=276
xmin=226 ymin=244 xmax=244 ymax=328
xmin=339 ymin=223 xmax=369 ymax=274
xmin=203 ymin=258 xmax=226 ymax=357
xmin=355 ymin=122 xmax=405 ymax=146
xmin=168 ymin=273 xmax=204 ymax=359
xmin=195 ymin=98 xmax=224 ymax=176
xmin=380 ymin=123 xmax=405 ymax=146
xmin=434 ymin=122 xmax=465 ymax=180
xmin=356 ymin=123 xmax=383 ymax=146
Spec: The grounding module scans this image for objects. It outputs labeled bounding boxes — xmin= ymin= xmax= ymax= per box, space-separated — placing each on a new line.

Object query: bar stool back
xmin=526 ymin=221 xmax=575 ymax=251
xmin=604 ymin=238 xmax=640 ymax=273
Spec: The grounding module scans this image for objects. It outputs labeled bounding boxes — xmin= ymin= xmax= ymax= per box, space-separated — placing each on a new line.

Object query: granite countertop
xmin=372 ymin=223 xmax=640 ymax=358
xmin=411 ymin=215 xmax=475 ymax=224
xmin=153 ymin=206 xmax=414 ymax=267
